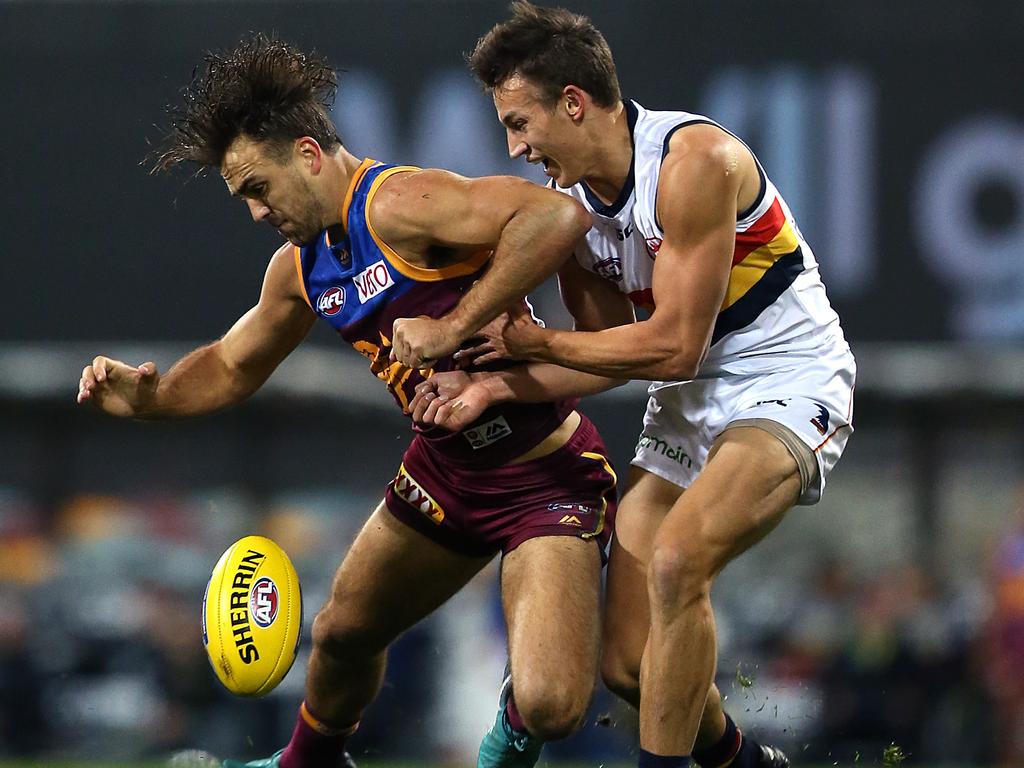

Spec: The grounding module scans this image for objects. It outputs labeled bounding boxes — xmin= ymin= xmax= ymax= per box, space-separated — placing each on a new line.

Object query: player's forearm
xmin=142 ymin=343 xmax=260 ymax=418
xmin=446 ymin=199 xmax=590 ymax=338
xmin=525 ymin=322 xmax=703 ymax=381
xmin=482 ymin=363 xmax=624 ymax=405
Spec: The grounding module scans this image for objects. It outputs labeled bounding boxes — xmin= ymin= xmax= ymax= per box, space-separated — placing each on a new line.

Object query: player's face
xmin=221 ymin=135 xmax=326 ymax=246
xmin=493 ymin=74 xmax=585 ymax=188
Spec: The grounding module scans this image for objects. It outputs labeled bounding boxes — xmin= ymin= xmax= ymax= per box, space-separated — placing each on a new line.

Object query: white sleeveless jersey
xmin=560 ymin=100 xmax=847 ymax=377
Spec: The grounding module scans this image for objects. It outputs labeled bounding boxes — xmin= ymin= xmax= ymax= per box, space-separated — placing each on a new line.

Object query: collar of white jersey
xmin=578 ymin=99 xmax=639 ymax=218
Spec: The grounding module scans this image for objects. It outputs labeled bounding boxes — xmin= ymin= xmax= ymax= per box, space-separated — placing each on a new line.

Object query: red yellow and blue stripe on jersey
xmin=624 ymin=195 xmax=803 ymax=346
xmin=712 ymin=196 xmax=803 ymax=344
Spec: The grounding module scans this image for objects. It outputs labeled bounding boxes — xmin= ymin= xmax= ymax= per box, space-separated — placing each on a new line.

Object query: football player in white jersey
xmin=398 ymin=3 xmax=855 ymax=768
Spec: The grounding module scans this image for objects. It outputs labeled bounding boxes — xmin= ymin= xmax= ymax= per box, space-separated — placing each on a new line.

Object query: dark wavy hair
xmin=468 ymin=1 xmax=621 ymax=107
xmin=152 ymin=33 xmax=341 ymax=172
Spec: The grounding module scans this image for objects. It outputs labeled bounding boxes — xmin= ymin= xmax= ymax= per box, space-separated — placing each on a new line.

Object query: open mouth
xmin=526 ymin=154 xmax=557 ymax=179
xmin=531 ymin=155 xmax=552 ymax=170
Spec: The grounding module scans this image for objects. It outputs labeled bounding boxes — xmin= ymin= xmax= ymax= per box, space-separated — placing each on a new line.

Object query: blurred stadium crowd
xmin=1 ymin=477 xmax=1022 ymax=766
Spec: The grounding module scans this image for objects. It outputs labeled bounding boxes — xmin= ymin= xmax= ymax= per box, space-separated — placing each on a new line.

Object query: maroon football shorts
xmin=384 ymin=415 xmax=617 ymax=558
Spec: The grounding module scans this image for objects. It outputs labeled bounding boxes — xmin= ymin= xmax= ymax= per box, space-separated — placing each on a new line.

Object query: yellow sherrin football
xmin=202 ymin=535 xmax=303 ymax=696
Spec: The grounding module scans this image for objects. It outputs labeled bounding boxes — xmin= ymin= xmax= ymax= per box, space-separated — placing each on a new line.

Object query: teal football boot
xmin=220 ymin=748 xmax=357 ymax=768
xmin=476 ymin=668 xmax=543 ymax=768
xmin=221 ymin=749 xmax=285 ymax=768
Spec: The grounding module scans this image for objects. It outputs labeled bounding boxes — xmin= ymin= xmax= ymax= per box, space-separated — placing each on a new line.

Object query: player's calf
xmin=601 ymin=645 xmax=641 ymax=707
xmin=601 ymin=657 xmax=782 ymax=768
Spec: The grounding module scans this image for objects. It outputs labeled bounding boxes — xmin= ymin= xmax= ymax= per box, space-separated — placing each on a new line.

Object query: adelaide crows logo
xmin=810 ymin=404 xmax=830 ymax=436
xmin=593 ymin=255 xmax=623 ymax=282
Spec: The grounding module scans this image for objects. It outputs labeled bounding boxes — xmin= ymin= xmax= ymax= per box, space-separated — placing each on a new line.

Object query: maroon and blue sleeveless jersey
xmin=294 ymin=159 xmax=576 ymax=468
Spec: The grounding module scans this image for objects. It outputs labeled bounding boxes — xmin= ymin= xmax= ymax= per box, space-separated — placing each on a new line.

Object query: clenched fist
xmin=391 ymin=316 xmax=461 ymax=368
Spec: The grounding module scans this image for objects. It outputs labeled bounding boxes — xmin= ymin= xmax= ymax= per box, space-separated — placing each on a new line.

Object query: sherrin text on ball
xmin=202 ymin=535 xmax=302 ymax=696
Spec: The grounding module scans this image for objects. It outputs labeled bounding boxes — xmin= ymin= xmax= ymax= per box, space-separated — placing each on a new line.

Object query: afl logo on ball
xmin=317 ymin=287 xmax=346 ymax=316
xmin=250 ymin=577 xmax=280 ymax=628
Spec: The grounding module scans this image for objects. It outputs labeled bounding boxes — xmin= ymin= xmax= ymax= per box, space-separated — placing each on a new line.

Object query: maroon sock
xmin=692 ymin=712 xmax=742 ymax=768
xmin=506 ymin=693 xmax=528 ymax=734
xmin=279 ymin=702 xmax=355 ymax=768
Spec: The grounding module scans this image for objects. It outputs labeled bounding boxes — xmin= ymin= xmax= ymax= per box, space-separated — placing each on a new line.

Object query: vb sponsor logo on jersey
xmin=637 ymin=432 xmax=693 ymax=468
xmin=317 ymin=286 xmax=346 ymax=316
xmin=463 ymin=415 xmax=512 ymax=449
xmin=354 ymin=260 xmax=395 ymax=303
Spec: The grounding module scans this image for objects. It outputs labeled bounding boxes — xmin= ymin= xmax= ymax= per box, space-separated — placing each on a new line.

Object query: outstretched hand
xmin=453 ymin=299 xmax=546 ymax=368
xmin=408 ymin=370 xmax=494 ymax=431
xmin=77 ymin=356 xmax=160 ymax=417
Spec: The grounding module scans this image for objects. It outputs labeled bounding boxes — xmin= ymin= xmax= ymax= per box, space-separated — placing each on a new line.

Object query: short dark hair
xmin=468 ymin=1 xmax=621 ymax=107
xmin=153 ymin=33 xmax=341 ymax=173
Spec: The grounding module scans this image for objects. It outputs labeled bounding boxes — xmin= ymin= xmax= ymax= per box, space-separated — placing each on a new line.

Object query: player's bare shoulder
xmin=663 ymin=124 xmax=754 ymax=181
xmin=660 ymin=124 xmax=759 ymax=217
xmin=263 ymin=240 xmax=312 ymax=308
xmin=368 ymin=167 xmax=551 ymax=252
xmin=368 ymin=167 xmax=466 ymax=235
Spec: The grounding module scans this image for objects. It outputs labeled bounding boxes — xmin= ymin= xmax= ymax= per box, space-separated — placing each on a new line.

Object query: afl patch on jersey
xmin=317 ymin=287 xmax=346 ymax=316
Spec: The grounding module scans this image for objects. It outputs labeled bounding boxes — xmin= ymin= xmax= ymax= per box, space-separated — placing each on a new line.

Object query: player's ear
xmin=563 ymin=85 xmax=586 ymax=122
xmin=296 ymin=137 xmax=323 ymax=174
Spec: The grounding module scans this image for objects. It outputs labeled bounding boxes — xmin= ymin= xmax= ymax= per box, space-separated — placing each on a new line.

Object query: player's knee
xmin=647 ymin=542 xmax=712 ymax=613
xmin=311 ymin=601 xmax=384 ymax=658
xmin=513 ymin=677 xmax=590 ymax=741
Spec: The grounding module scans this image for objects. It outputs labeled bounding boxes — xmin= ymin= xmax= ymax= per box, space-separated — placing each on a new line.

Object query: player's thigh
xmin=501 ymin=534 xmax=602 ymax=701
xmin=603 ymin=467 xmax=682 ymax=673
xmin=654 ymin=426 xmax=802 ymax=580
xmin=318 ymin=500 xmax=493 ymax=647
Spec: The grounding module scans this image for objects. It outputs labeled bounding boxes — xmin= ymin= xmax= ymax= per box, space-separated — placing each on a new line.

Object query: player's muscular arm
xmin=375 ymin=170 xmax=591 ymax=366
xmin=78 ymin=243 xmax=315 ymax=418
xmin=152 ymin=245 xmax=316 ymax=415
xmin=509 ymin=128 xmax=750 ymax=381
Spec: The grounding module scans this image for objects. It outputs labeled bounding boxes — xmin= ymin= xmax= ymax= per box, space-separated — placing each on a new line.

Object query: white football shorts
xmin=631 ymin=338 xmax=856 ymax=505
